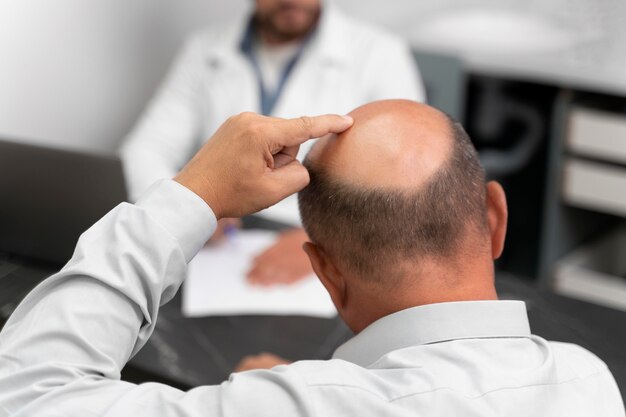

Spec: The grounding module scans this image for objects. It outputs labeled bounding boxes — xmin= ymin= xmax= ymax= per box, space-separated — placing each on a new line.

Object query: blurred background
xmin=0 ymin=0 xmax=625 ymax=400
xmin=0 ymin=0 xmax=623 ymax=152
xmin=2 ymin=0 xmax=626 ymax=283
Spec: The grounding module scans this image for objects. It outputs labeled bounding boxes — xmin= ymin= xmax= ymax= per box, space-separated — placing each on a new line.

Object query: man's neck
xmin=348 ymin=261 xmax=499 ymax=334
xmin=355 ymin=285 xmax=498 ymax=334
xmin=256 ymin=28 xmax=306 ymax=47
xmin=255 ymin=35 xmax=303 ymax=53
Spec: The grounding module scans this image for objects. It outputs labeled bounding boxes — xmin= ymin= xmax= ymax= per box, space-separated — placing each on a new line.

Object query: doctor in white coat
xmin=120 ymin=0 xmax=425 ymax=285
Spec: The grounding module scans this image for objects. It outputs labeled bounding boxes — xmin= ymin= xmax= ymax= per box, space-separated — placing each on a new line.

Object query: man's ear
xmin=486 ymin=181 xmax=508 ymax=260
xmin=302 ymin=242 xmax=346 ymax=310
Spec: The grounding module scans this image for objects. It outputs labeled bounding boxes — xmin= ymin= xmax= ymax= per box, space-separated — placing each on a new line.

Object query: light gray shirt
xmin=0 ymin=180 xmax=623 ymax=416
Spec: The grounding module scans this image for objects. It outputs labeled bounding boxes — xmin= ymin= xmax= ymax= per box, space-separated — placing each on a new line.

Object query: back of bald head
xmin=298 ymin=100 xmax=488 ymax=283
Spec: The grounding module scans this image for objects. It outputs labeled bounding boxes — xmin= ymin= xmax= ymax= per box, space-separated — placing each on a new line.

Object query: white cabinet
xmin=553 ymin=105 xmax=626 ymax=311
xmin=568 ymin=107 xmax=626 ymax=165
xmin=563 ymin=158 xmax=626 ymax=217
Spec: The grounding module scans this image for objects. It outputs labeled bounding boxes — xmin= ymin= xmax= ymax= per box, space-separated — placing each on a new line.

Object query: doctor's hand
xmin=174 ymin=112 xmax=353 ymax=219
xmin=234 ymin=353 xmax=292 ymax=372
xmin=247 ymin=228 xmax=312 ymax=286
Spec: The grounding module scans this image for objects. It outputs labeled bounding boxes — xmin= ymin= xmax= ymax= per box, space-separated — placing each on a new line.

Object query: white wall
xmin=0 ymin=0 xmax=248 ymax=154
xmin=0 ymin=0 xmax=437 ymax=155
xmin=0 ymin=0 xmax=602 ymax=154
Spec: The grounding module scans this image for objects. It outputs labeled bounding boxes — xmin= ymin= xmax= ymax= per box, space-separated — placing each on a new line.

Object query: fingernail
xmin=342 ymin=115 xmax=353 ymax=124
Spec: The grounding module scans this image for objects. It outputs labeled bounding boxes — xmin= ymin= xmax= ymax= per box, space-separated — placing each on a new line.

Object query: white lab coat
xmin=120 ymin=5 xmax=425 ymax=224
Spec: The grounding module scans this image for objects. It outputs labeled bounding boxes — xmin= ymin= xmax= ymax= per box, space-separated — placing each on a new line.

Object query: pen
xmin=224 ymin=223 xmax=238 ymax=247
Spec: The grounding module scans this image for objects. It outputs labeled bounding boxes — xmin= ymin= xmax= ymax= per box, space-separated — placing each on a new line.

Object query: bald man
xmin=300 ymin=100 xmax=501 ymax=326
xmin=0 ymin=104 xmax=623 ymax=416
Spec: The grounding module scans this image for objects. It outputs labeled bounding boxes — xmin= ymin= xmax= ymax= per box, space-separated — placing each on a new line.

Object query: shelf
xmin=554 ymin=226 xmax=626 ymax=311
xmin=563 ymin=158 xmax=626 ymax=218
xmin=568 ymin=107 xmax=626 ymax=165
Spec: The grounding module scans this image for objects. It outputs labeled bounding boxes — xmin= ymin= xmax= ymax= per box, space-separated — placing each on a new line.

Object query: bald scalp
xmin=307 ymin=100 xmax=452 ymax=190
xmin=298 ymin=101 xmax=488 ymax=283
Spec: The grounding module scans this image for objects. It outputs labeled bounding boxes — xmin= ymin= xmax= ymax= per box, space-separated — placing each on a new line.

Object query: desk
xmin=123 ymin=293 xmax=350 ymax=388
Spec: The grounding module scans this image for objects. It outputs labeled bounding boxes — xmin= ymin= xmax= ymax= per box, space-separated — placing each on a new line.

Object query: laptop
xmin=0 ymin=137 xmax=127 ymax=317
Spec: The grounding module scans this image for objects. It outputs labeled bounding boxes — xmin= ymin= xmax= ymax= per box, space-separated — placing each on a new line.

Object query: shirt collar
xmin=333 ymin=300 xmax=532 ymax=367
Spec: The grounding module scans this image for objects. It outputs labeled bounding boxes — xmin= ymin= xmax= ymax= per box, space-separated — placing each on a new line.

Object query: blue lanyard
xmin=240 ymin=22 xmax=308 ymax=116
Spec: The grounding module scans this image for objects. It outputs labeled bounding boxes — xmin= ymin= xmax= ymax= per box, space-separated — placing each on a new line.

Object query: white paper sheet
xmin=182 ymin=230 xmax=337 ymax=318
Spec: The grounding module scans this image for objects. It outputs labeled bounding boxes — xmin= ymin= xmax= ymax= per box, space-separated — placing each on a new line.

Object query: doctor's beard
xmin=254 ymin=0 xmax=321 ymax=44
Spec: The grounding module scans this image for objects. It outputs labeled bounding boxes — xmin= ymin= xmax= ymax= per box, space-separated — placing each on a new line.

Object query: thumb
xmin=264 ymin=160 xmax=310 ymax=203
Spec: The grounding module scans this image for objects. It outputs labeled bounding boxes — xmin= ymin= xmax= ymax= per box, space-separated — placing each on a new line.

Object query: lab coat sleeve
xmin=366 ymin=37 xmax=426 ymax=104
xmin=119 ymin=37 xmax=206 ymax=203
xmin=0 ymin=180 xmax=314 ymax=417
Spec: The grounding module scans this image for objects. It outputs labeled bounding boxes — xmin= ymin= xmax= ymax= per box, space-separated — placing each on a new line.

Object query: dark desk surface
xmin=1 ymin=258 xmax=624 ymax=405
xmin=124 ymin=294 xmax=351 ymax=388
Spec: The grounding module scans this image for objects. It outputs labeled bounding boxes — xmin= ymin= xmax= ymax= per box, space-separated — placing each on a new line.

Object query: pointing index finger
xmin=274 ymin=114 xmax=353 ymax=148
